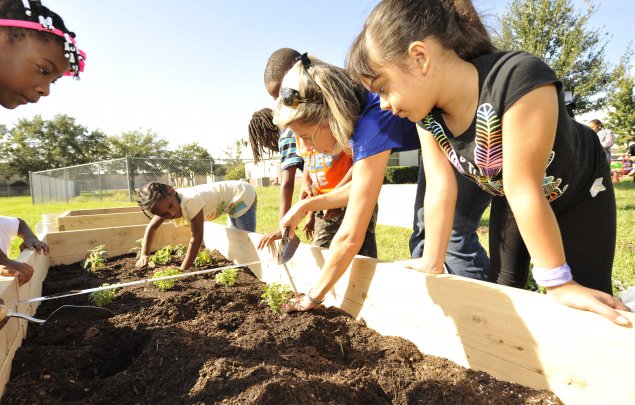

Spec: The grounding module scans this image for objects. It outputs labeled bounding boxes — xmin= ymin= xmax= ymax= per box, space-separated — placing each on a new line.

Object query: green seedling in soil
xmin=215 ymin=268 xmax=238 ymax=287
xmin=152 ymin=268 xmax=181 ymax=291
xmin=261 ymin=283 xmax=292 ymax=315
xmin=83 ymin=244 xmax=108 ymax=272
xmin=150 ymin=245 xmax=174 ymax=266
xmin=173 ymin=244 xmax=187 ymax=258
xmin=89 ymin=283 xmax=116 ymax=307
xmin=194 ymin=248 xmax=215 ymax=268
xmin=129 ymin=238 xmax=144 ymax=257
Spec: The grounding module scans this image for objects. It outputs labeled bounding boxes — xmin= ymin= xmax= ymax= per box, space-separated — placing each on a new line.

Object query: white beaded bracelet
xmin=532 ymin=262 xmax=573 ymax=287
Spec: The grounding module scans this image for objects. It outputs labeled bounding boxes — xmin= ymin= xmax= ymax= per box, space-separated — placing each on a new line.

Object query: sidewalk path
xmin=377 ymin=184 xmax=417 ymax=229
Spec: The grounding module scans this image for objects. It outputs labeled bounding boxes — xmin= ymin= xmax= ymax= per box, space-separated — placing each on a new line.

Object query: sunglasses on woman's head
xmin=280 ymin=87 xmax=321 ymax=108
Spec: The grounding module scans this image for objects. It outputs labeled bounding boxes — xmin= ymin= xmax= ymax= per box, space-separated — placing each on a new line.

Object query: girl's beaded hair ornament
xmin=0 ymin=0 xmax=86 ymax=78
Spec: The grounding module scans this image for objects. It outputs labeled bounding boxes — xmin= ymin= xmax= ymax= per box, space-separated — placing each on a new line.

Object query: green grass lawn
xmin=5 ymin=180 xmax=634 ymax=290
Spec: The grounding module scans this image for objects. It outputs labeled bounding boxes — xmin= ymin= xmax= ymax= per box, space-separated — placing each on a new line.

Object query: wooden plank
xmin=64 ymin=206 xmax=139 ymax=216
xmin=0 ymin=326 xmax=24 ymax=398
xmin=57 ymin=211 xmax=150 ymax=231
xmin=0 ymin=278 xmax=20 ymax=374
xmin=204 ymin=223 xmax=635 ymax=405
xmin=46 ymin=222 xmax=191 ymax=265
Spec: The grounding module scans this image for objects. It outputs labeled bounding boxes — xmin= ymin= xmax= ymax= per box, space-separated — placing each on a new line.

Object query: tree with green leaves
xmin=107 ymin=129 xmax=169 ymax=158
xmin=107 ymin=129 xmax=170 ymax=196
xmin=494 ymin=0 xmax=613 ymax=113
xmin=606 ymin=56 xmax=635 ymax=143
xmin=223 ymin=140 xmax=246 ymax=180
xmin=0 ymin=114 xmax=108 ymax=178
xmin=168 ymin=142 xmax=214 ymax=186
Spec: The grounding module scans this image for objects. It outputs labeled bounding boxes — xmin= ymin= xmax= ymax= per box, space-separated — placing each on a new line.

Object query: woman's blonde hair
xmin=273 ymin=55 xmax=366 ymax=155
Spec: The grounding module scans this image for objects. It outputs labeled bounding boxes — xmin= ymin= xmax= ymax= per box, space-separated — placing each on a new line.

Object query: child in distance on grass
xmin=135 ymin=181 xmax=257 ymax=271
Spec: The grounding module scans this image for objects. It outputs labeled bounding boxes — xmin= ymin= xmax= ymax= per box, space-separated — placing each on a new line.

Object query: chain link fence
xmin=29 ymin=157 xmax=250 ymax=204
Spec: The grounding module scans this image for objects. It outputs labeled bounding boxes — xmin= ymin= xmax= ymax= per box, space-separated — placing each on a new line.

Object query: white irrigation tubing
xmin=19 ymin=260 xmax=264 ymax=304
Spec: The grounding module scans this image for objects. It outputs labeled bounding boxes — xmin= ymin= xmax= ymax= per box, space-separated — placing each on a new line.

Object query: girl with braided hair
xmin=135 ymin=181 xmax=257 ymax=271
xmin=248 ymin=107 xmax=280 ymax=163
xmin=0 ymin=0 xmax=85 ymax=109
xmin=347 ymin=0 xmax=629 ymax=325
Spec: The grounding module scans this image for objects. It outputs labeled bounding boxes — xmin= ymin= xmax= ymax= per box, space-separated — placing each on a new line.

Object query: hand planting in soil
xmin=261 ymin=282 xmax=292 ymax=315
xmin=152 ymin=268 xmax=182 ymax=291
xmin=194 ymin=248 xmax=215 ymax=268
xmin=214 ymin=268 xmax=238 ymax=286
xmin=89 ymin=283 xmax=116 ymax=306
xmin=82 ymin=244 xmax=108 ymax=272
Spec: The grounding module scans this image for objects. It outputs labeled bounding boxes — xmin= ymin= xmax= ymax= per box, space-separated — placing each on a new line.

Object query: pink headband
xmin=0 ymin=18 xmax=86 ymax=78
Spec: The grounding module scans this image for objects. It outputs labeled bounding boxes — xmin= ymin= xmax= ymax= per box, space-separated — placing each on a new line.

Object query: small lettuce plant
xmin=129 ymin=238 xmax=144 ymax=257
xmin=152 ymin=268 xmax=181 ymax=291
xmin=83 ymin=245 xmax=108 ymax=272
xmin=89 ymin=283 xmax=116 ymax=307
xmin=261 ymin=283 xmax=292 ymax=315
xmin=149 ymin=245 xmax=174 ymax=266
xmin=173 ymin=244 xmax=187 ymax=258
xmin=194 ymin=248 xmax=214 ymax=268
xmin=215 ymin=268 xmax=238 ymax=287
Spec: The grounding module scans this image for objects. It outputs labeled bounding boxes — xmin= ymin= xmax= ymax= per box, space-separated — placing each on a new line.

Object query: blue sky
xmin=2 ymin=0 xmax=632 ymax=157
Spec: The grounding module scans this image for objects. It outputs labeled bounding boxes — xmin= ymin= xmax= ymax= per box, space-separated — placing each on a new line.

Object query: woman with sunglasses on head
xmin=249 ymin=48 xmax=366 ymax=257
xmin=346 ymin=0 xmax=629 ymax=326
xmin=273 ymin=54 xmax=491 ymax=312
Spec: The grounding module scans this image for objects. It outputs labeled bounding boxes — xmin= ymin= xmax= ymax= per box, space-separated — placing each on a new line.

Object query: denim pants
xmin=227 ymin=198 xmax=257 ymax=232
xmin=409 ymin=160 xmax=491 ymax=280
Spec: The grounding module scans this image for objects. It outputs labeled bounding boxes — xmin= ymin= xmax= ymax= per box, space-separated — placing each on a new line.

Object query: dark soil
xmin=3 ymin=251 xmax=560 ymax=404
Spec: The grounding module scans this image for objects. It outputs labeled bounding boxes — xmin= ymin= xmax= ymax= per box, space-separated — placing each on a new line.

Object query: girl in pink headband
xmin=0 ymin=0 xmax=85 ymax=109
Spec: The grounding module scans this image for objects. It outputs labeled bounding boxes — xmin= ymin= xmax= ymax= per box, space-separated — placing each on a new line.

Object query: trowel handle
xmin=0 ymin=305 xmax=8 ymax=322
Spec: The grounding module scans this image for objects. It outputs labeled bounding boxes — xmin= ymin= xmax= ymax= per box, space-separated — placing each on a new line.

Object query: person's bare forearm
xmin=17 ymin=218 xmax=37 ymax=241
xmin=280 ymin=168 xmax=297 ymax=220
xmin=297 ymin=182 xmax=351 ymax=213
xmin=0 ymin=249 xmax=10 ymax=266
xmin=180 ymin=235 xmax=203 ymax=271
xmin=333 ymin=165 xmax=353 ymax=189
xmin=141 ymin=216 xmax=164 ymax=256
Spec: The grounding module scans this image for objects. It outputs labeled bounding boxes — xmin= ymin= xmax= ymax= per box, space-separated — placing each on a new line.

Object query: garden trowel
xmin=277 ymin=227 xmax=300 ymax=265
xmin=0 ymin=304 xmax=114 ymax=325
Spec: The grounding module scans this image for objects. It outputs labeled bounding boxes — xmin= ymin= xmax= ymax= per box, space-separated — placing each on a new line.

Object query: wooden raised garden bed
xmin=0 ymin=208 xmax=633 ymax=403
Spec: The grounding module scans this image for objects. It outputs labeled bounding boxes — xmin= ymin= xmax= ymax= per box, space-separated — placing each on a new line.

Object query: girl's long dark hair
xmin=348 ymin=0 xmax=496 ymax=80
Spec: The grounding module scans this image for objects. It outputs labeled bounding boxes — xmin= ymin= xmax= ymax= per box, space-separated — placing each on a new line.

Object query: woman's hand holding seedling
xmin=281 ymin=294 xmax=322 ymax=313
